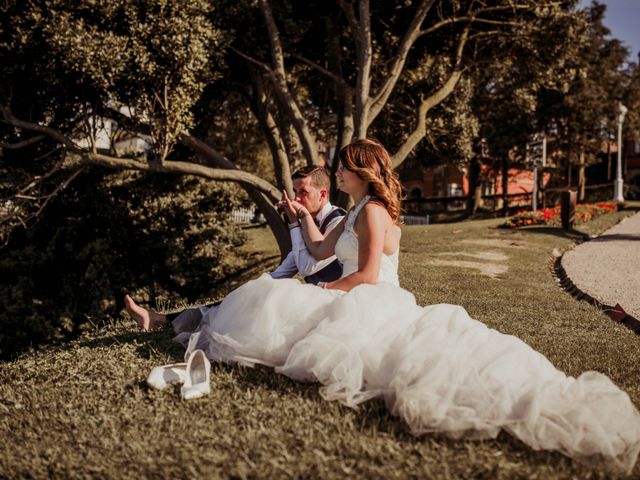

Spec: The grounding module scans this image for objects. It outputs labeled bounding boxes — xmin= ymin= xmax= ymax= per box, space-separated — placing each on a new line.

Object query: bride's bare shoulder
xmin=361 ymin=201 xmax=392 ymax=224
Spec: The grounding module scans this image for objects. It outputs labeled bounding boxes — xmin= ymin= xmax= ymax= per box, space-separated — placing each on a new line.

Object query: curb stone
xmin=549 ymin=247 xmax=640 ymax=334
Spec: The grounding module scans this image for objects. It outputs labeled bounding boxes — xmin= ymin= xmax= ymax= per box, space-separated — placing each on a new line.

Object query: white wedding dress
xmin=173 ymin=196 xmax=640 ymax=473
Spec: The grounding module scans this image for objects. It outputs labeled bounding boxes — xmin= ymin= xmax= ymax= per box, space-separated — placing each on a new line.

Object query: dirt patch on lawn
xmin=427 ymin=259 xmax=508 ymax=278
xmin=436 ymin=251 xmax=508 ymax=262
xmin=459 ymin=239 xmax=526 ymax=248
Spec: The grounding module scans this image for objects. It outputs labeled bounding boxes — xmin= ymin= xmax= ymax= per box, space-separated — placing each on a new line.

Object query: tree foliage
xmin=1 ymin=0 xmax=591 ymax=252
xmin=2 ymin=0 xmax=637 ymax=353
xmin=0 ymin=171 xmax=245 ymax=359
xmin=536 ymin=1 xmax=632 ymax=197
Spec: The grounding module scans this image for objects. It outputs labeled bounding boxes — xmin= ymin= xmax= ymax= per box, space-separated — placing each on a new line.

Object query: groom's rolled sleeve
xmin=269 ymin=251 xmax=299 ymax=279
xmin=291 ymin=216 xmax=342 ymax=276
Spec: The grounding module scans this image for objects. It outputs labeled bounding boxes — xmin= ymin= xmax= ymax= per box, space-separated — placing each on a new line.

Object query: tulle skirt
xmin=173 ymin=273 xmax=640 ymax=473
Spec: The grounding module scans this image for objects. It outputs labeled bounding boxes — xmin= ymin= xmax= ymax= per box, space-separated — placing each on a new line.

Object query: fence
xmin=401 ymin=214 xmax=430 ymax=225
xmin=403 ymin=192 xmax=532 ymax=215
xmin=231 ymin=207 xmax=255 ymax=224
xmin=403 ymin=184 xmax=616 ymax=215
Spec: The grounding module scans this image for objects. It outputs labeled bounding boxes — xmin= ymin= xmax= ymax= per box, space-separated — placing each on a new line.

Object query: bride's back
xmin=336 ymin=197 xmax=400 ymax=286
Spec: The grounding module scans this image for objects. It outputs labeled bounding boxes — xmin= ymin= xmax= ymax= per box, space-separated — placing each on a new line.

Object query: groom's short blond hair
xmin=292 ymin=166 xmax=331 ymax=191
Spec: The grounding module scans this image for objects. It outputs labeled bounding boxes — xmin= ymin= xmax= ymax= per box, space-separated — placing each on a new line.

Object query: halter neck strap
xmin=352 ymin=195 xmax=370 ymax=217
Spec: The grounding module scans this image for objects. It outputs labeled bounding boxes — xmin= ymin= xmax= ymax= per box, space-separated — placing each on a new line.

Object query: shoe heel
xmin=181 ymin=349 xmax=211 ymax=400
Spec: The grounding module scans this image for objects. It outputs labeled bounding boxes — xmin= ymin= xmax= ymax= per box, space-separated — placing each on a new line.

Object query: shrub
xmin=502 ymin=201 xmax=619 ymax=228
xmin=0 ymin=170 xmax=246 ymax=359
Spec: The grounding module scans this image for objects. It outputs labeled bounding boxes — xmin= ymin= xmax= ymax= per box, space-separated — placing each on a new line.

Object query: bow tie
xmin=313 ymin=216 xmax=320 ymax=227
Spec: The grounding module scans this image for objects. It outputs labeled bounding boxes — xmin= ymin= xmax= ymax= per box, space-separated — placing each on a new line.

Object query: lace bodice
xmin=334 ymin=195 xmax=400 ymax=286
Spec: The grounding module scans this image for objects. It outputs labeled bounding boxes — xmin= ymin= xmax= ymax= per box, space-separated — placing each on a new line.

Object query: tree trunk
xmin=249 ymin=72 xmax=294 ymax=197
xmin=539 ymin=168 xmax=546 ymax=208
xmin=577 ymin=151 xmax=586 ymax=202
xmin=326 ymin=15 xmax=353 ymax=208
xmin=353 ymin=0 xmax=372 ymax=139
xmin=261 ymin=0 xmax=320 ymax=166
xmin=502 ymin=158 xmax=509 ymax=216
xmin=248 ymin=189 xmax=291 ymax=259
xmin=466 ymin=156 xmax=482 ymax=217
xmin=607 ymin=141 xmax=612 ymax=181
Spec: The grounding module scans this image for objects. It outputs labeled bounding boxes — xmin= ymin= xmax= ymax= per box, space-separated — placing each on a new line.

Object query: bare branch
xmin=1 ymin=106 xmax=82 ymax=153
xmin=290 ymin=53 xmax=351 ymax=92
xmin=337 ymin=0 xmax=358 ymax=31
xmin=368 ymin=0 xmax=436 ymax=126
xmin=180 ymin=134 xmax=235 ymax=169
xmin=260 ymin=0 xmax=319 ymax=165
xmin=1 ymin=164 xmax=85 ymax=246
xmin=230 ymin=47 xmax=273 ymax=73
xmin=180 ymin=135 xmax=291 ymax=255
xmin=17 ymin=162 xmax=63 ymax=196
xmin=392 ymin=28 xmax=470 ymax=168
xmin=419 ymin=4 xmax=531 ymax=37
xmin=80 ymin=152 xmax=281 ymax=203
xmin=0 ymin=135 xmax=46 ymax=150
xmin=248 ymin=72 xmax=293 ymax=196
xmin=32 ymin=167 xmax=85 ymax=218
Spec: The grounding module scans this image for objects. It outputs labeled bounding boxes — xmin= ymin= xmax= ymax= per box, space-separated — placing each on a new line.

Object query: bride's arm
xmin=298 ymin=211 xmax=346 ymax=260
xmin=282 ymin=190 xmax=346 ymax=261
xmin=323 ymin=203 xmax=388 ymax=292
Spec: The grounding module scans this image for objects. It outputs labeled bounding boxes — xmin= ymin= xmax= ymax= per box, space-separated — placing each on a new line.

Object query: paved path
xmin=562 ymin=211 xmax=640 ymax=319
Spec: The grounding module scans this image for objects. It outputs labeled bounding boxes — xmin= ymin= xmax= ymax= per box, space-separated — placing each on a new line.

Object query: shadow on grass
xmin=70 ymin=327 xmax=184 ymax=361
xmin=591 ymin=233 xmax=640 ymax=242
xmin=62 ymin=324 xmax=591 ymax=473
xmin=350 ymin=399 xmax=575 ymax=469
xmin=206 ymin=254 xmax=281 ymax=296
xmin=508 ymin=226 xmax=590 ymax=241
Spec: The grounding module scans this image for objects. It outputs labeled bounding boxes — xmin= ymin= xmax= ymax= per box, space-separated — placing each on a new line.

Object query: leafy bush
xmin=0 ymin=170 xmax=246 ymax=359
xmin=502 ymin=201 xmax=619 ymax=228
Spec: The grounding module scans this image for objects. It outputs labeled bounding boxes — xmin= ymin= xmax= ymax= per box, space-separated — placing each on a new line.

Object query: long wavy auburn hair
xmin=339 ymin=138 xmax=403 ymax=221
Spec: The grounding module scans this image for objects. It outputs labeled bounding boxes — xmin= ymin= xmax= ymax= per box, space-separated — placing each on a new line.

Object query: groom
xmin=271 ymin=165 xmax=345 ymax=283
xmin=125 ymin=165 xmax=346 ymax=330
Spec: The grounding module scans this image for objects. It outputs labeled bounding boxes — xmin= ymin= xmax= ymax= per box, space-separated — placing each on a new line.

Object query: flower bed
xmin=502 ymin=202 xmax=619 ymax=228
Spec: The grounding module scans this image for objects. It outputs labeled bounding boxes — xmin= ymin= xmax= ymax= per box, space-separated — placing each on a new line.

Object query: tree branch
xmin=290 ymin=52 xmax=351 ymax=92
xmin=248 ymin=71 xmax=293 ymax=196
xmin=230 ymin=47 xmax=273 ymax=73
xmin=368 ymin=0 xmax=436 ymax=126
xmin=0 ymin=134 xmax=47 ymax=150
xmin=419 ymin=4 xmax=531 ymax=37
xmin=1 ymin=106 xmax=82 ymax=152
xmin=80 ymin=152 xmax=281 ymax=203
xmin=337 ymin=0 xmax=358 ymax=32
xmin=353 ymin=0 xmax=372 ymax=139
xmin=391 ymin=28 xmax=469 ymax=168
xmin=181 ymin=135 xmax=291 ymax=256
xmin=260 ymin=0 xmax=319 ymax=165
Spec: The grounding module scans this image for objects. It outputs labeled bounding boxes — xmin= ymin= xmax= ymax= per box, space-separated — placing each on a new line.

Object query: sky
xmin=579 ymin=0 xmax=640 ymax=61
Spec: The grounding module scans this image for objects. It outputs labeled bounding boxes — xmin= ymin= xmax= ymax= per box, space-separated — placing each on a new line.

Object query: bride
xmin=128 ymin=138 xmax=640 ymax=473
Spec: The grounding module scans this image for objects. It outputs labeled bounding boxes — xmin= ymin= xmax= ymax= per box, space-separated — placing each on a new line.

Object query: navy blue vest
xmin=304 ymin=207 xmax=346 ymax=285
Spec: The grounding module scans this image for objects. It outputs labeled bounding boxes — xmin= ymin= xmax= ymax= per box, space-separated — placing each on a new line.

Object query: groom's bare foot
xmin=124 ymin=294 xmax=167 ymax=331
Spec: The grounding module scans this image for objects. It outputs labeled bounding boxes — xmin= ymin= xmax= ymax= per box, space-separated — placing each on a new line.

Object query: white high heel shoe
xmin=146 ymin=362 xmax=188 ymax=390
xmin=181 ymin=349 xmax=211 ymax=400
xmin=146 ymin=333 xmax=202 ymax=392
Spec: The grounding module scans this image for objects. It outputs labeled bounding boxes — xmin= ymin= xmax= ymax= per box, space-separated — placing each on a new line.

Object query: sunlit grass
xmin=1 ymin=204 xmax=638 ymax=479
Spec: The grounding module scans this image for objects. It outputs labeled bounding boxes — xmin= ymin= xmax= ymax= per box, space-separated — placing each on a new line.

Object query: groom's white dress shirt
xmin=269 ymin=202 xmax=343 ymax=279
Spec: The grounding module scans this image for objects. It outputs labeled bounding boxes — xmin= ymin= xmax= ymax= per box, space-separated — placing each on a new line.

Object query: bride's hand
xmin=276 ymin=190 xmax=300 ymax=223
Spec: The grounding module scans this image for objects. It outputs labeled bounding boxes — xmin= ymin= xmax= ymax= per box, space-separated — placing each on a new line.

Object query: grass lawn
xmin=1 ymin=204 xmax=639 ymax=479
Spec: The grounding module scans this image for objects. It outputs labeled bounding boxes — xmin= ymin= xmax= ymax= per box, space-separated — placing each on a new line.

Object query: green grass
xmin=1 ymin=205 xmax=639 ymax=479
